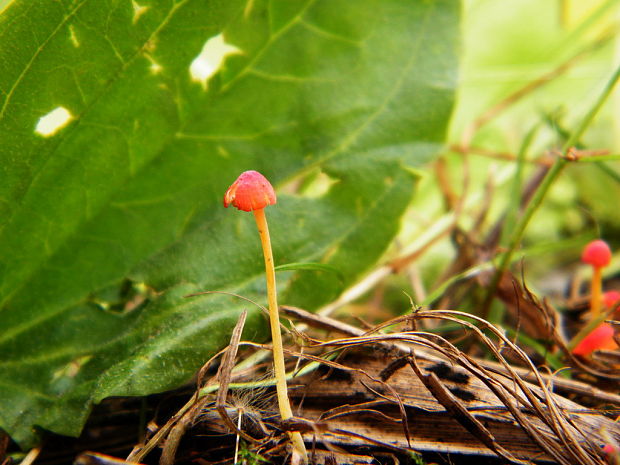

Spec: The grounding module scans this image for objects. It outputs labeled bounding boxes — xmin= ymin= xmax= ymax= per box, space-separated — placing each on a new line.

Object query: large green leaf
xmin=0 ymin=0 xmax=459 ymax=447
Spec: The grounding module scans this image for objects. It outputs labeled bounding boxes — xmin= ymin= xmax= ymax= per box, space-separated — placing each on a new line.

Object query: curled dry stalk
xmin=283 ymin=305 xmax=620 ymax=405
xmin=128 ymin=305 xmax=618 ymax=464
xmin=296 ymin=310 xmax=618 ymax=465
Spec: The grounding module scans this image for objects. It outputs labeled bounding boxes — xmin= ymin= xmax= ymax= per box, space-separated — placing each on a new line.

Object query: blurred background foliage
xmin=380 ymin=0 xmax=620 ymax=320
xmin=1 ymin=0 xmax=617 ymax=311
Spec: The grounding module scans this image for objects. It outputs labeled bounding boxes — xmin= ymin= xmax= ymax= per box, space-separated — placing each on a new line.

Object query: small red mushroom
xmin=604 ymin=417 xmax=620 ymax=459
xmin=582 ymin=240 xmax=612 ymax=318
xmin=603 ymin=442 xmax=619 ymax=463
xmin=223 ymin=170 xmax=307 ymax=462
xmin=224 ymin=170 xmax=276 ymax=212
xmin=571 ymin=323 xmax=618 ymax=357
xmin=604 ymin=290 xmax=620 ymax=317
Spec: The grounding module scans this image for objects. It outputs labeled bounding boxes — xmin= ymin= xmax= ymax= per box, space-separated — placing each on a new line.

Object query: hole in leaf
xmin=87 ymin=279 xmax=155 ymax=315
xmin=132 ymin=0 xmax=149 ymax=23
xmin=146 ymin=55 xmax=163 ymax=74
xmin=293 ymin=170 xmax=339 ymax=198
xmin=35 ymin=106 xmax=74 ymax=137
xmin=150 ymin=62 xmax=162 ymax=74
xmin=52 ymin=355 xmax=93 ymax=380
xmin=69 ymin=25 xmax=79 ymax=47
xmin=189 ymin=33 xmax=241 ymax=89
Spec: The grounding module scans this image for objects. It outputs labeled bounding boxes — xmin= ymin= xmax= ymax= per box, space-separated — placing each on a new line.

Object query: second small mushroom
xmin=581 ymin=239 xmax=612 ymax=319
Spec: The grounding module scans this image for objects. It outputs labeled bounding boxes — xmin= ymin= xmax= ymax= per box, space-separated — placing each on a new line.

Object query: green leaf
xmin=275 ymin=262 xmax=344 ymax=281
xmin=0 ymin=0 xmax=459 ymax=446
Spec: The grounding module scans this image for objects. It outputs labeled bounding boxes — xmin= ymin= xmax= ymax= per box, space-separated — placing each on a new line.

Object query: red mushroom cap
xmin=223 ymin=170 xmax=277 ymax=212
xmin=581 ymin=239 xmax=612 ymax=268
xmin=604 ymin=290 xmax=620 ymax=310
xmin=572 ymin=324 xmax=617 ymax=357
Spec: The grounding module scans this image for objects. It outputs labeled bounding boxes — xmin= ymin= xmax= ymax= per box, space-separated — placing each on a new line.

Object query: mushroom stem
xmin=253 ymin=208 xmax=307 ymax=460
xmin=591 ymin=266 xmax=602 ymax=318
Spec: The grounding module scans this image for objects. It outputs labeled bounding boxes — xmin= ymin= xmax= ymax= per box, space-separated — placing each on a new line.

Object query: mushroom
xmin=224 ymin=170 xmax=307 ymax=461
xmin=581 ymin=239 xmax=612 ymax=318
xmin=603 ymin=443 xmax=618 ymax=455
xmin=604 ymin=290 xmax=620 ymax=318
xmin=571 ymin=323 xmax=617 ymax=357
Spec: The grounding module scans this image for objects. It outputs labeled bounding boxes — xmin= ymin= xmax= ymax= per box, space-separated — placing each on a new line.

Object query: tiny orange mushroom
xmin=571 ymin=290 xmax=620 ymax=357
xmin=224 ymin=170 xmax=307 ymax=462
xmin=224 ymin=170 xmax=276 ymax=212
xmin=604 ymin=290 xmax=620 ymax=317
xmin=603 ymin=443 xmax=618 ymax=456
xmin=582 ymin=239 xmax=612 ymax=318
xmin=571 ymin=323 xmax=617 ymax=357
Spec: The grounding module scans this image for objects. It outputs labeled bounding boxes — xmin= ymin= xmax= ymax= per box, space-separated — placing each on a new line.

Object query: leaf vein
xmin=247 ymin=67 xmax=339 ymax=83
xmin=297 ymin=17 xmax=362 ymax=46
xmin=219 ymin=0 xmax=318 ymax=93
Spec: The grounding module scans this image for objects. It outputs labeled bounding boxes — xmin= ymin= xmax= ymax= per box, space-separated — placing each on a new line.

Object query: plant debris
xmin=113 ymin=306 xmax=620 ymax=465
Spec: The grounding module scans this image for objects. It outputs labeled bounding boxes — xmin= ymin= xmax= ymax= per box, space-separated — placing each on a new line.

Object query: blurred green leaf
xmin=275 ymin=262 xmax=344 ymax=282
xmin=0 ymin=0 xmax=459 ymax=446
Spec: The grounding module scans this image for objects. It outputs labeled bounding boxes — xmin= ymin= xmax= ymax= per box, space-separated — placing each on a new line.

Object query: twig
xmin=449 ymin=144 xmax=552 ymax=166
xmin=281 ymin=305 xmax=620 ymax=405
xmin=19 ymin=447 xmax=41 ymax=465
xmin=408 ymin=354 xmax=527 ymax=464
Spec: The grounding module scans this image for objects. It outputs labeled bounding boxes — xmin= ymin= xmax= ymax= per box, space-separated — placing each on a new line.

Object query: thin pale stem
xmin=253 ymin=208 xmax=307 ymax=461
xmin=253 ymin=209 xmax=290 ymax=418
xmin=590 ymin=267 xmax=602 ymax=318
